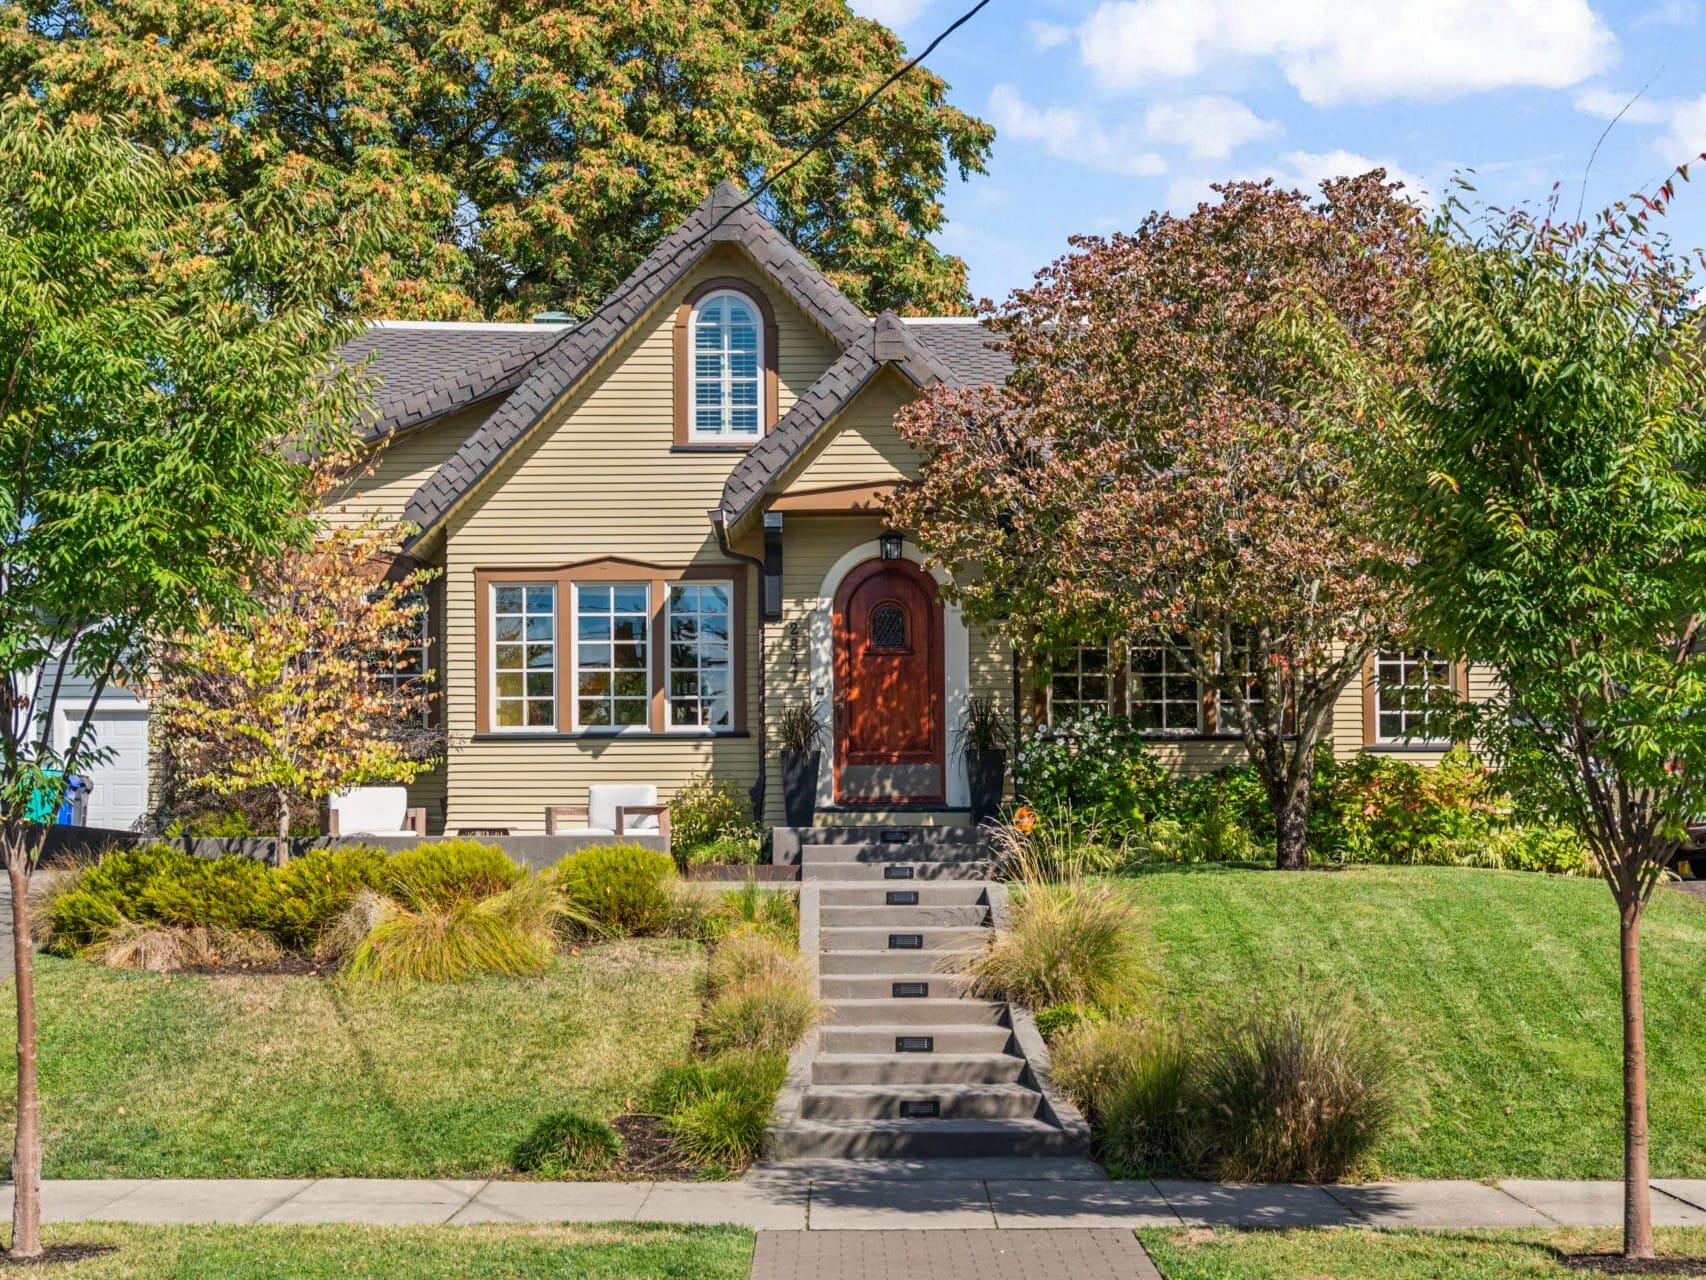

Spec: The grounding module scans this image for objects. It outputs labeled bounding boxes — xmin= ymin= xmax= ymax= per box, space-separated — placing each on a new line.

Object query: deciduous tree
xmin=891 ymin=174 xmax=1428 ymax=869
xmin=1353 ymin=176 xmax=1706 ymax=1261
xmin=0 ymin=109 xmax=382 ymax=1259
xmin=1 ymin=0 xmax=994 ymax=317
xmin=152 ymin=495 xmax=444 ymax=848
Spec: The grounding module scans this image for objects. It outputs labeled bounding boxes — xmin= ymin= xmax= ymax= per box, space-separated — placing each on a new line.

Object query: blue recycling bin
xmin=23 ymin=771 xmax=87 ymax=825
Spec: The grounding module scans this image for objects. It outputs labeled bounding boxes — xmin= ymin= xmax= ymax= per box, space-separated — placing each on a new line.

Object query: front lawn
xmin=1119 ymin=865 xmax=1706 ymax=1179
xmin=0 ymin=1222 xmax=752 ymax=1278
xmin=0 ymin=940 xmax=704 ymax=1178
xmin=1140 ymin=1227 xmax=1706 ymax=1279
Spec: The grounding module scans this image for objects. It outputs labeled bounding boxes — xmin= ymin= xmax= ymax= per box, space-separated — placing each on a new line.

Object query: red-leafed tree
xmin=890 ymin=174 xmax=1429 ymax=869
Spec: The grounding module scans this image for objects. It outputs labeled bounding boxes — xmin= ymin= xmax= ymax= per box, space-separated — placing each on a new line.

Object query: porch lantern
xmin=878 ymin=529 xmax=904 ymax=562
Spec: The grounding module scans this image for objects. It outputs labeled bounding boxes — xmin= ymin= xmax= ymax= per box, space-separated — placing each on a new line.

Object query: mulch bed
xmin=1561 ymin=1255 xmax=1706 ymax=1275
xmin=0 ymin=1245 xmax=117 ymax=1267
xmin=608 ymin=1112 xmax=707 ymax=1181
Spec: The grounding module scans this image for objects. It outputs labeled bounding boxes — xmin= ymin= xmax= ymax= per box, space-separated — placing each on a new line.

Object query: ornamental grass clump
xmin=381 ymin=839 xmax=523 ymax=909
xmin=548 ymin=843 xmax=676 ymax=936
xmin=1051 ymin=1017 xmax=1191 ymax=1174
xmin=700 ymin=929 xmax=816 ymax=1056
xmin=650 ymin=1052 xmax=787 ymax=1167
xmin=1185 ymin=993 xmax=1396 ymax=1183
xmin=512 ymin=1110 xmax=623 ymax=1178
xmin=962 ymin=882 xmax=1153 ymax=1011
xmin=342 ymin=875 xmax=563 ymax=983
xmin=83 ymin=919 xmax=283 ymax=973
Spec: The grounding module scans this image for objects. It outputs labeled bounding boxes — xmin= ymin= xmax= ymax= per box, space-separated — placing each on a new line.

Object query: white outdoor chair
xmin=545 ymin=784 xmax=671 ymax=844
xmin=328 ymin=785 xmax=427 ymax=837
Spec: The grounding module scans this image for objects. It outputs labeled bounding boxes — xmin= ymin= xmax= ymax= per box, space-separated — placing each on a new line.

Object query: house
xmin=324 ymin=182 xmax=1485 ymax=836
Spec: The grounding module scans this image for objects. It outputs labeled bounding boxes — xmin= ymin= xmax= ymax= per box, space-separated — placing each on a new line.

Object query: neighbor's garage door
xmin=57 ymin=705 xmax=149 ymax=830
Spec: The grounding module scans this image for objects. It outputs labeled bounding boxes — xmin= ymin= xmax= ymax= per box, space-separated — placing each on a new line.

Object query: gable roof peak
xmin=707 ymin=179 xmax=747 ymax=215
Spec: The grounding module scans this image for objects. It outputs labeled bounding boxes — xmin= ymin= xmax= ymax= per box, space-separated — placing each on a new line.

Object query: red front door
xmin=832 ymin=559 xmax=944 ymax=804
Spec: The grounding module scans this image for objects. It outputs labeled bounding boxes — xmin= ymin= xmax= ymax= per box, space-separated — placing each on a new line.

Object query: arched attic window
xmin=674 ymin=280 xmax=778 ymax=447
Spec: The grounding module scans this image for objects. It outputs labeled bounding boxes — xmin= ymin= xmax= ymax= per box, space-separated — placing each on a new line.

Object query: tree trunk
xmin=1275 ymin=787 xmax=1310 ymax=870
xmin=275 ymin=792 xmax=290 ymax=867
xmin=7 ymin=850 xmax=42 ymax=1260
xmin=1620 ymin=907 xmax=1655 ymax=1259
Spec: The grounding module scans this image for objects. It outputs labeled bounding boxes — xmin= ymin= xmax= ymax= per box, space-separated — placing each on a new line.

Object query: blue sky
xmin=851 ymin=0 xmax=1706 ymax=303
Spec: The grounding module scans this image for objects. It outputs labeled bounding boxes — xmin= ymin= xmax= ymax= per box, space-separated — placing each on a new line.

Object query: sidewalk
xmin=4 ymin=1162 xmax=1705 ymax=1231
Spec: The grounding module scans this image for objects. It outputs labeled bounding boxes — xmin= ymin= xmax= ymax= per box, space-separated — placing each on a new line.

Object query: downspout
xmin=713 ymin=508 xmax=770 ymax=821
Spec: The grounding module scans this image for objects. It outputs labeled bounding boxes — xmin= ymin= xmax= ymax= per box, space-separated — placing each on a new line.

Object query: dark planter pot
xmin=781 ymin=750 xmax=822 ymax=828
xmin=967 ymin=748 xmax=1007 ymax=826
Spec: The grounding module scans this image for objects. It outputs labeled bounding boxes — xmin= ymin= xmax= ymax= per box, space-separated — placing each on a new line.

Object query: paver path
xmin=751 ymin=1229 xmax=1160 ymax=1280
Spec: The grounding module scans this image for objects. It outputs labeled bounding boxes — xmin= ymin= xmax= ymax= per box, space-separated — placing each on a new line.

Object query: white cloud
xmin=1078 ymin=0 xmax=1614 ymax=106
xmin=1632 ymin=0 xmax=1697 ymax=28
xmin=1575 ymin=87 xmax=1706 ymax=164
xmin=987 ymin=85 xmax=1167 ymax=178
xmin=1029 ymin=20 xmax=1072 ymax=50
xmin=1573 ymin=87 xmax=1669 ymax=126
xmin=1166 ymin=149 xmax=1431 ymax=213
xmin=1656 ymin=95 xmax=1706 ymax=163
xmin=1144 ymin=96 xmax=1280 ymax=160
xmin=848 ymin=0 xmax=930 ymax=26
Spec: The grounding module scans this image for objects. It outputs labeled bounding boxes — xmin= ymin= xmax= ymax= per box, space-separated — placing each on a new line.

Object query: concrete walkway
xmin=4 ymin=1165 xmax=1705 ymax=1232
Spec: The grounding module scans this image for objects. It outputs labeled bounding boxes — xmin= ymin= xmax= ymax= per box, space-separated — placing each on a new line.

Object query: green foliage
xmin=954 ymin=694 xmax=1012 ymax=753
xmin=1185 ymin=993 xmax=1396 ymax=1183
xmin=962 ymin=883 xmax=1154 ymax=1011
xmin=685 ymin=837 xmax=766 ymax=867
xmin=650 ymin=1052 xmax=787 ymax=1168
xmin=699 ymin=981 xmax=817 ymax=1057
xmin=8 ymin=1 xmax=994 ymax=318
xmin=48 ymin=845 xmax=285 ymax=952
xmin=548 ymin=844 xmax=677 ymax=936
xmin=669 ymin=776 xmax=758 ymax=855
xmin=512 ymin=1110 xmax=623 ymax=1178
xmin=1051 ymin=1018 xmax=1192 ymax=1175
xmin=343 ymin=877 xmax=561 ymax=983
xmin=1015 ymin=714 xmax=1173 ymax=834
xmin=1033 ymin=1003 xmax=1094 ymax=1041
xmin=773 ymin=706 xmax=825 ymax=755
xmin=702 ymin=882 xmax=800 ymax=946
xmin=705 ymin=933 xmax=805 ymax=999
xmin=381 ymin=840 xmax=523 ymax=909
xmin=265 ymin=846 xmax=389 ymax=950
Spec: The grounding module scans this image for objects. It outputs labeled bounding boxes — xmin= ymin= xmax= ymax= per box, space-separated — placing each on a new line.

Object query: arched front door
xmin=832 ymin=558 xmax=945 ymax=804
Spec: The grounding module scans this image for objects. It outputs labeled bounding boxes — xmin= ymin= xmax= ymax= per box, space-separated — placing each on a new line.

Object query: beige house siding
xmin=777 ymin=372 xmax=919 ymax=494
xmin=323 ymin=402 xmax=497 ymax=530
xmin=433 ymin=250 xmax=841 ymax=833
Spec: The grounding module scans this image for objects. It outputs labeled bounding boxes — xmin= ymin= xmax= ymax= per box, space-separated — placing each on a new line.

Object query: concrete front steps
xmin=766 ymin=827 xmax=1089 ymax=1161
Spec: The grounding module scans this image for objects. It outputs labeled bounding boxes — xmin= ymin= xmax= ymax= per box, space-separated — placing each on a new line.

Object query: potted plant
xmin=956 ymin=695 xmax=1011 ymax=827
xmin=775 ymin=705 xmax=826 ymax=828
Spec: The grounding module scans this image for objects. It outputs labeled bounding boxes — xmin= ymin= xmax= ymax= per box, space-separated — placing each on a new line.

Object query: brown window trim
xmin=673 ymin=278 xmax=780 ymax=447
xmin=474 ymin=557 xmax=749 ymax=736
xmin=1361 ymin=651 xmax=1470 ymax=749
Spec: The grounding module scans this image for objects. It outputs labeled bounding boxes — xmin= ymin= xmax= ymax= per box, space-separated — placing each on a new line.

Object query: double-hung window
xmin=493 ymin=585 xmax=556 ymax=729
xmin=574 ymin=583 xmax=651 ymax=729
xmin=690 ymin=291 xmax=762 ymax=441
xmin=668 ymin=583 xmax=733 ymax=729
xmin=1130 ymin=642 xmax=1202 ymax=734
xmin=1048 ymin=646 xmax=1111 ymax=725
xmin=1373 ymin=650 xmax=1455 ymax=743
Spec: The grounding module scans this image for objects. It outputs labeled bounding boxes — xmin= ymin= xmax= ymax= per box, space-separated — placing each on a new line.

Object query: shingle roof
xmin=903 ymin=319 xmax=1014 ymax=388
xmin=342 ymin=324 xmax=568 ymax=444
xmin=716 ymin=313 xmax=954 ymax=527
xmin=400 ymin=181 xmax=873 ymax=547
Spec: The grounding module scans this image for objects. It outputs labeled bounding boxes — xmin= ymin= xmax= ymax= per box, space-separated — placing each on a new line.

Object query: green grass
xmin=0 ymin=940 xmax=704 ymax=1178
xmin=1140 ymin=1226 xmax=1706 ymax=1279
xmin=1116 ymin=865 xmax=1706 ymax=1179
xmin=0 ymin=1222 xmax=751 ymax=1278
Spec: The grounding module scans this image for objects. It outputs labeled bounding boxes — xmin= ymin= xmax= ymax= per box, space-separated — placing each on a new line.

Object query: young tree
xmin=2 ymin=0 xmax=994 ymax=317
xmin=891 ymin=174 xmax=1428 ymax=868
xmin=0 ymin=110 xmax=382 ymax=1259
xmin=1354 ymin=178 xmax=1706 ymax=1261
xmin=151 ymin=502 xmax=443 ymax=850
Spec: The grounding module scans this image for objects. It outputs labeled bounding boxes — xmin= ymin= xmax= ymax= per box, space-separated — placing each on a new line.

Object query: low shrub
xmin=549 ymin=843 xmax=676 ymax=936
xmin=650 ymin=1051 xmax=787 ymax=1167
xmin=512 ymin=1110 xmax=623 ymax=1177
xmin=686 ymin=836 xmax=766 ymax=867
xmin=1033 ymin=1003 xmax=1094 ymax=1041
xmin=706 ymin=931 xmax=805 ymax=999
xmin=1184 ymin=994 xmax=1396 ymax=1182
xmin=1015 ymin=713 xmax=1172 ymax=834
xmin=699 ymin=978 xmax=817 ymax=1056
xmin=343 ymin=877 xmax=562 ymax=982
xmin=84 ymin=919 xmax=282 ymax=973
xmin=47 ymin=844 xmax=279 ymax=952
xmin=381 ymin=839 xmax=522 ymax=909
xmin=669 ymin=775 xmax=758 ymax=854
xmin=266 ymin=845 xmax=387 ymax=949
xmin=962 ymin=883 xmax=1153 ymax=1011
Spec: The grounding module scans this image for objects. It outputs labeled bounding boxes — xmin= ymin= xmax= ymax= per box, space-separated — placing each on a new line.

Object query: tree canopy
xmin=1 ymin=0 xmax=994 ymax=319
xmin=890 ymin=173 xmax=1429 ymax=868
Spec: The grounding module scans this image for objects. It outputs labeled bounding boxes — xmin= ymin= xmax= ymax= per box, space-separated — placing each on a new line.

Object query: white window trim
xmin=687 ymin=288 xmax=764 ymax=443
xmin=570 ymin=581 xmax=653 ymax=734
xmin=664 ymin=580 xmax=735 ymax=734
xmin=1373 ymin=649 xmax=1456 ymax=745
xmin=489 ymin=582 xmax=558 ymax=735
